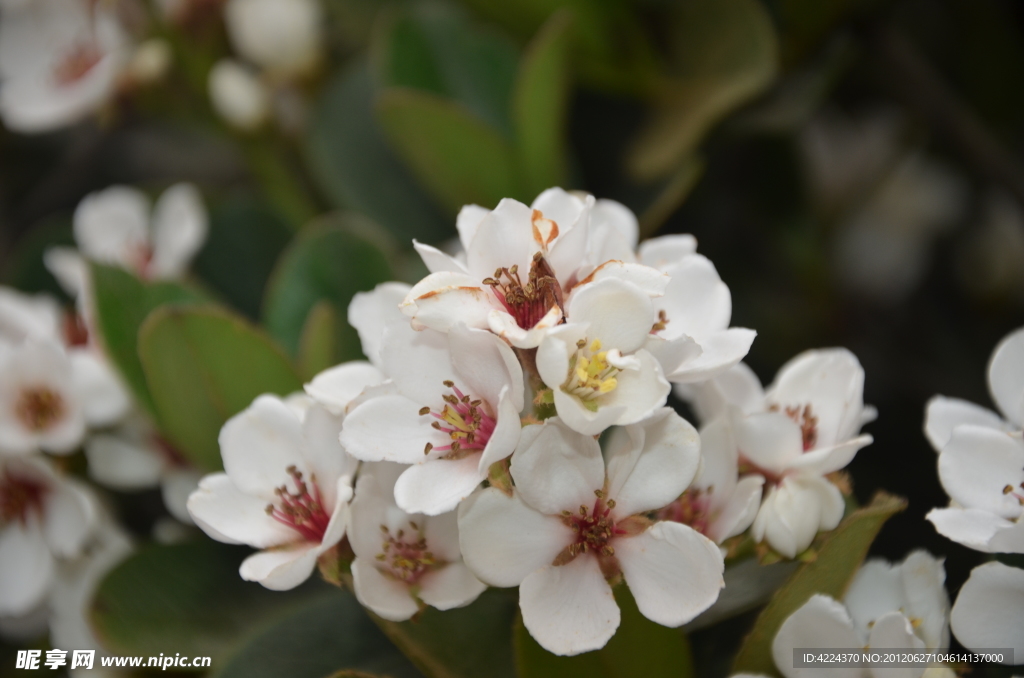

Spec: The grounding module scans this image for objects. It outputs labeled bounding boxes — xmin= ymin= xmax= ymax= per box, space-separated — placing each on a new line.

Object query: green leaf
xmin=514 ymin=586 xmax=694 ymax=678
xmin=372 ymin=589 xmax=517 ymax=678
xmin=376 ymin=88 xmax=522 ymax=213
xmin=89 ymin=263 xmax=207 ymax=416
xmin=193 ymin=194 xmax=293 ymax=321
xmin=263 ymin=219 xmax=393 ymax=361
xmin=138 ymin=305 xmax=303 ymax=470
xmin=212 ymin=590 xmax=420 ymax=678
xmin=91 ymin=541 xmax=324 ymax=660
xmin=304 ymin=61 xmax=451 ymax=242
xmin=732 ymin=492 xmax=908 ymax=677
xmin=513 ymin=10 xmax=573 ymax=197
xmin=297 ymin=301 xmax=340 ymax=381
xmin=628 ymin=0 xmax=778 ymax=180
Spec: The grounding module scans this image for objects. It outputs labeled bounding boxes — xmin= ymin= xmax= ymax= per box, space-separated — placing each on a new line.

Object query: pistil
xmin=555 ymin=490 xmax=623 ymax=564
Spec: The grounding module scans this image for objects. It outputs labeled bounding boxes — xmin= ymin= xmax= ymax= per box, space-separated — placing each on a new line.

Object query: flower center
xmin=419 ymin=381 xmax=496 ymax=459
xmin=482 ymin=252 xmax=563 ymax=330
xmin=0 ymin=469 xmax=48 ymax=527
xmin=651 ymin=310 xmax=669 ymax=334
xmin=1002 ymin=482 xmax=1024 ymax=506
xmin=657 ymin=488 xmax=711 ymax=536
xmin=265 ymin=466 xmax=330 ymax=542
xmin=770 ymin=403 xmax=818 ymax=451
xmin=15 ymin=387 xmax=66 ymax=432
xmin=562 ymin=339 xmax=620 ymax=409
xmin=555 ymin=491 xmax=620 ymax=564
xmin=54 ymin=43 xmax=103 ymax=86
xmin=63 ymin=312 xmax=90 ymax=347
xmin=375 ymin=522 xmax=440 ymax=585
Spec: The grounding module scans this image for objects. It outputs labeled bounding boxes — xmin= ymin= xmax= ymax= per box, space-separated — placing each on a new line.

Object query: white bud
xmin=224 ymin=0 xmax=322 ymax=78
xmin=207 ymin=59 xmax=269 ymax=132
xmin=128 ymin=39 xmax=172 ymax=84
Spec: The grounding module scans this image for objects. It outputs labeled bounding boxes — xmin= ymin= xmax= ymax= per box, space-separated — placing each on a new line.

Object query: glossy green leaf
xmin=304 ymin=61 xmax=451 ymax=242
xmin=372 ymin=589 xmax=517 ymax=678
xmin=91 ymin=541 xmax=323 ymax=660
xmin=212 ymin=590 xmax=420 ymax=678
xmin=628 ymin=0 xmax=778 ymax=180
xmin=89 ymin=262 xmax=207 ymax=416
xmin=732 ymin=492 xmax=908 ymax=677
xmin=513 ymin=10 xmax=573 ymax=197
xmin=193 ymin=194 xmax=293 ymax=321
xmin=376 ymin=88 xmax=522 ymax=213
xmin=263 ymin=219 xmax=393 ymax=361
xmin=297 ymin=301 xmax=339 ymax=381
xmin=138 ymin=306 xmax=303 ymax=470
xmin=514 ymin=586 xmax=694 ymax=678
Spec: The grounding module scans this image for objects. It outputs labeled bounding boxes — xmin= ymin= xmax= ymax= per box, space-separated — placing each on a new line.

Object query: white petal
xmin=219 ymin=394 xmax=307 ymax=499
xmin=606 ymin=408 xmax=701 ymax=516
xmin=304 ymin=361 xmax=384 ymax=416
xmin=380 ymin=320 xmax=459 ymax=405
xmin=42 ymin=479 xmax=95 ymax=557
xmin=552 ymin=387 xmax=626 ymax=437
xmin=788 ymin=435 xmax=872 ymax=475
xmin=899 ymin=550 xmax=950 ymax=650
xmin=0 ymin=522 xmax=54 ymax=616
xmin=597 ymin=349 xmax=670 ymax=427
xmin=656 ymin=255 xmax=732 ymax=338
xmin=413 ymin=240 xmax=468 ymax=274
xmin=161 ymin=468 xmax=202 ymax=524
xmin=300 ymin=404 xmax=357 ymax=506
xmin=347 ymin=282 xmax=412 ymax=367
xmin=449 ymin=324 xmax=524 ymax=410
xmin=707 ymin=475 xmax=765 ymax=543
xmin=772 ymin=594 xmax=865 ymax=678
xmin=843 ymin=558 xmax=903 ymax=640
xmin=988 ymin=326 xmax=1024 ymax=426
xmin=239 ymin=544 xmax=319 ymax=591
xmin=617 ymin=521 xmax=724 ymax=627
xmin=402 ymin=273 xmax=494 ymax=333
xmin=150 ymin=183 xmax=208 ymax=278
xmin=937 ymin=425 xmax=1024 ymax=518
xmin=73 ymin=186 xmax=150 ymax=267
xmin=566 ymin=278 xmax=654 ymax=354
xmin=591 ymin=199 xmax=639 ymax=258
xmin=186 ymin=473 xmax=296 ymax=548
xmin=573 ymin=261 xmax=668 ymax=298
xmin=667 ymin=328 xmax=757 ymax=384
xmin=695 ymin=417 xmax=740 ymax=497
xmin=466 ymin=198 xmax=536 ymax=282
xmin=477 ymin=386 xmax=523 ymax=471
xmin=394 ymin=456 xmax=483 ymax=516
xmin=84 ymin=433 xmax=165 ymax=490
xmin=69 ymin=350 xmax=130 ymax=426
xmin=638 ymin=234 xmax=698 ymax=271
xmin=340 ymin=394 xmax=440 ymax=464
xmin=418 ymin=561 xmax=487 ymax=611
xmin=542 ymin=194 xmax=592 ymax=286
xmin=676 ymin=361 xmax=765 ymax=424
xmin=924 ymin=396 xmax=1009 ymax=452
xmin=925 ymin=507 xmax=1010 ymax=553
xmin=753 ymin=476 xmax=842 ymax=558
xmin=488 ymin=306 xmax=561 ymax=349
xmin=535 ymin=323 xmax=579 ymax=391
xmin=351 ymin=556 xmax=419 ymax=621
xmin=457 ymin=204 xmax=490 ymax=252
xmin=319 ymin=477 xmax=352 ymax=550
xmin=645 ymin=334 xmax=703 ymax=377
xmin=510 ymin=419 xmax=605 ymax=516
xmin=457 ymin=488 xmax=571 ymax=587
xmin=422 ymin=506 xmax=462 ymax=562
xmin=519 ymin=558 xmax=619 ymax=656
xmin=734 ymin=412 xmax=803 ymax=475
xmin=347 ymin=464 xmax=402 ymax=560
xmin=0 ymin=288 xmax=62 ymax=343
xmin=950 ymin=561 xmax=1024 ymax=659
xmin=43 ymin=247 xmax=88 ymax=298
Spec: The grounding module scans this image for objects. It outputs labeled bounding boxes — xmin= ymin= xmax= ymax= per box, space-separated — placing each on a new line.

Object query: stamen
xmin=420 ymin=382 xmax=497 ymax=459
xmin=561 ymin=337 xmax=621 ymax=408
xmin=482 ymin=253 xmax=564 ymax=330
xmin=375 ymin=521 xmax=441 ymax=585
xmin=555 ymin=494 xmax=624 ymax=567
xmin=265 ymin=467 xmax=331 ymax=542
xmin=657 ymin=489 xmax=711 ymax=536
xmin=769 ymin=403 xmax=819 ymax=451
xmin=0 ymin=468 xmax=48 ymax=527
xmin=651 ymin=310 xmax=669 ymax=333
xmin=15 ymin=387 xmax=66 ymax=432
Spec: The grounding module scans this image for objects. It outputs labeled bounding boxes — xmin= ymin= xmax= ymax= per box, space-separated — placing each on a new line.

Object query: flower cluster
xmin=189 ymin=188 xmax=874 ymax=656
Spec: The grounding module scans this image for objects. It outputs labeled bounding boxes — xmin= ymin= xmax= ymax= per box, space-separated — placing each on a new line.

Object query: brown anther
xmin=424 ymin=442 xmax=433 ymax=455
xmin=419 ymin=406 xmax=431 ymax=416
xmin=1005 ymin=485 xmax=1015 ymax=495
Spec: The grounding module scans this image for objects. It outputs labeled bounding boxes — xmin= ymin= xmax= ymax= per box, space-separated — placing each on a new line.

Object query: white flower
xmin=0 ymin=287 xmax=62 ymax=345
xmin=458 ymin=412 xmax=724 ymax=656
xmin=208 ymin=58 xmax=270 ymax=132
xmin=341 ymin=321 xmax=524 ymax=515
xmin=187 ymin=395 xmax=356 ymax=590
xmin=347 ymin=282 xmax=412 ymax=369
xmin=349 ymin=462 xmax=486 ymax=621
xmin=949 ymin=561 xmax=1024 ymax=663
xmin=0 ymin=340 xmax=128 ymax=456
xmin=536 ymin=278 xmax=670 ymax=435
xmin=0 ymin=455 xmax=96 ymax=615
xmin=224 ymin=0 xmax=322 ymax=78
xmin=45 ymin=183 xmax=208 ymax=298
xmin=0 ymin=0 xmax=128 ymax=133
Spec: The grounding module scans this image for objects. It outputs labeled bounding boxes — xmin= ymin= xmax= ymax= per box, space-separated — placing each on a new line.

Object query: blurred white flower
xmin=0 ymin=455 xmax=96 ymax=616
xmin=224 ymin=0 xmax=322 ymax=78
xmin=187 ymin=395 xmax=356 ymax=590
xmin=207 ymin=58 xmax=270 ymax=131
xmin=348 ymin=462 xmax=486 ymax=621
xmin=126 ymin=39 xmax=173 ymax=86
xmin=949 ymin=561 xmax=1024 ymax=663
xmin=0 ymin=0 xmax=129 ymax=133
xmin=458 ymin=413 xmax=723 ymax=656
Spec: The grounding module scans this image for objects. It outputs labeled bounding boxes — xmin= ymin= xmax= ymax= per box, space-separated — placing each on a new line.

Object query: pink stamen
xmin=375 ymin=522 xmax=439 ymax=585
xmin=420 ymin=382 xmax=497 ymax=458
xmin=658 ymin=489 xmax=711 ymax=536
xmin=266 ymin=466 xmax=330 ymax=543
xmin=0 ymin=469 xmax=48 ymax=527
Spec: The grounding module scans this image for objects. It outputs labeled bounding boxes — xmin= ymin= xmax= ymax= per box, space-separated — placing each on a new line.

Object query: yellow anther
xmin=590 ymin=339 xmax=602 ymax=352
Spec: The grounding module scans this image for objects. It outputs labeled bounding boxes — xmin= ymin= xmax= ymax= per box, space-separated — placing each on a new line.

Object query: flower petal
xmin=478 ymin=386 xmax=523 ymax=471
xmin=219 ymin=394 xmax=307 ymax=499
xmin=449 ymin=323 xmax=524 ymax=410
xmin=566 ymin=278 xmax=654 ymax=354
xmin=402 ymin=272 xmax=494 ymax=333
xmin=394 ymin=456 xmax=483 ymax=516
xmin=69 ymin=350 xmax=130 ymax=427
xmin=73 ymin=185 xmax=150 ymax=266
xmin=788 ymin=435 xmax=872 ymax=475
xmin=771 ymin=594 xmax=864 ymax=678
xmin=150 ymin=183 xmax=208 ymax=279
xmin=351 ymin=556 xmax=419 ymax=621
xmin=380 ymin=320 xmax=460 ymax=405
xmin=510 ymin=419 xmax=605 ymax=516
xmin=466 ymin=198 xmax=536 ymax=281
xmin=707 ymin=475 xmax=764 ymax=544
xmin=899 ymin=550 xmax=950 ymax=650
xmin=340 ymin=394 xmax=440 ymax=464
xmin=187 ymin=473 xmax=297 ymax=548
xmin=300 ymin=403 xmax=357 ymax=506
xmin=304 ymin=361 xmax=384 ymax=416
xmin=598 ymin=349 xmax=670 ymax=427
xmin=734 ymin=412 xmax=803 ymax=475
xmin=667 ymin=328 xmax=757 ymax=384
xmin=239 ymin=544 xmax=319 ymax=591
xmin=924 ymin=396 xmax=1009 ymax=452
xmin=988 ymin=327 xmax=1024 ymax=426
xmin=347 ymin=282 xmax=412 ymax=367
xmin=418 ymin=561 xmax=487 ymax=611
xmin=950 ymin=561 xmax=1024 ymax=660
xmin=866 ymin=612 xmax=924 ymax=678
xmin=937 ymin=425 xmax=1024 ymax=518
xmin=0 ymin=521 xmax=54 ymax=616
xmin=656 ymin=255 xmax=732 ymax=338
xmin=42 ymin=478 xmax=95 ymax=557
xmin=638 ymin=234 xmax=698 ymax=271
xmin=457 ymin=204 xmax=490 ymax=252
xmin=414 ymin=240 xmax=468 ymax=274
xmin=925 ymin=507 xmax=1010 ymax=553
xmin=84 ymin=433 xmax=165 ymax=490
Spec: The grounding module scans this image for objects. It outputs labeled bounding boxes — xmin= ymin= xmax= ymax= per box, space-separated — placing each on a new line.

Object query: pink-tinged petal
xmin=988 ymin=326 xmax=1024 ymax=426
xmin=520 ymin=558 xmax=619 ymax=656
xmin=488 ymin=305 xmax=562 ymax=349
xmin=466 ymin=198 xmax=535 ymax=281
xmin=418 ymin=562 xmax=487 ymax=611
xmin=457 ymin=488 xmax=571 ymax=587
xmin=239 ymin=544 xmax=319 ymax=591
xmin=414 ymin=240 xmax=469 ymax=274
xmin=150 ymin=183 xmax=208 ymax=279
xmin=572 ymin=261 xmax=668 ymax=298
xmin=772 ymin=595 xmax=864 ymax=678
xmin=187 ymin=473 xmax=297 ymax=548
xmin=478 ymin=387 xmax=523 ymax=471
xmin=219 ymin=395 xmax=307 ymax=500
xmin=457 ymin=204 xmax=490 ymax=252
xmin=351 ymin=556 xmax=419 ymax=621
xmin=449 ymin=324 xmax=524 ymax=410
xmin=42 ymin=478 xmax=94 ymax=557
xmin=340 ymin=394 xmax=441 ymax=464
xmin=510 ymin=419 xmax=604 ymax=516
xmin=707 ymin=475 xmax=764 ymax=543
xmin=300 ymin=404 xmax=357 ymax=505
xmin=937 ymin=425 xmax=1024 ymax=518
xmin=925 ymin=507 xmax=1013 ymax=553
xmin=617 ymin=521 xmax=724 ymax=627
xmin=788 ymin=435 xmax=872 ymax=475
xmin=734 ymin=412 xmax=803 ymax=474
xmin=348 ymin=282 xmax=411 ymax=367
xmin=924 ymin=396 xmax=1009 ymax=452
xmin=598 ymin=349 xmax=670 ymax=427
xmin=950 ymin=561 xmax=1024 ymax=660
xmin=606 ymin=408 xmax=701 ymax=517
xmin=667 ymin=328 xmax=757 ymax=384
xmin=657 ymin=255 xmax=732 ymax=338
xmin=566 ymin=278 xmax=654 ymax=354
xmin=304 ymin=361 xmax=384 ymax=415
xmin=394 ymin=456 xmax=482 ymax=516
xmin=0 ymin=521 xmax=54 ymax=616
xmin=638 ymin=235 xmax=698 ymax=271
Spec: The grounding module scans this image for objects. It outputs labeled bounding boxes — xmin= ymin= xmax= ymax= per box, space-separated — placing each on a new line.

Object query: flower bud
xmin=207 ymin=58 xmax=269 ymax=131
xmin=224 ymin=0 xmax=322 ymax=78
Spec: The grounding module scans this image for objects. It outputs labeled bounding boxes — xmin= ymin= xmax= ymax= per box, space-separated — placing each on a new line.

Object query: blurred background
xmin=2 ymin=0 xmax=1024 ymax=674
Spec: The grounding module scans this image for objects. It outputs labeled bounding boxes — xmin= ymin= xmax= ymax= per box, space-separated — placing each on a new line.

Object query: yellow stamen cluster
xmin=375 ymin=522 xmax=439 ymax=584
xmin=562 ymin=339 xmax=619 ymax=410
